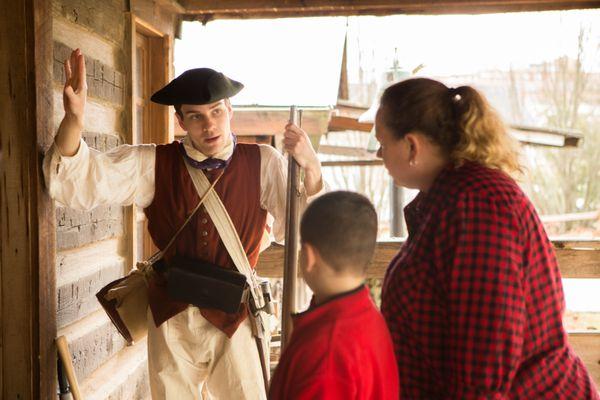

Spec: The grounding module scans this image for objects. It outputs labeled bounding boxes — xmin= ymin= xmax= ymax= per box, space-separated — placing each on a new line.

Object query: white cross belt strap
xmin=183 ymin=162 xmax=265 ymax=309
xmin=184 ymin=159 xmax=272 ymax=388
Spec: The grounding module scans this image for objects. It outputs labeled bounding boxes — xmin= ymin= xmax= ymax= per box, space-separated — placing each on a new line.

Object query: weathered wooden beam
xmin=256 ymin=240 xmax=600 ymax=279
xmin=57 ymin=309 xmax=127 ymax=383
xmin=257 ymin=244 xmax=286 ymax=277
xmin=509 ymin=126 xmax=581 ymax=148
xmin=53 ymin=41 xmax=125 ymax=107
xmin=328 ymin=114 xmax=582 ymax=148
xmin=53 ymin=0 xmax=125 ymax=46
xmin=53 ymin=18 xmax=120 ymax=68
xmin=53 ymin=91 xmax=123 ymax=135
xmin=567 ymin=332 xmax=600 ymax=387
xmin=540 ymin=211 xmax=599 ymax=223
xmin=328 ymin=115 xmax=373 ymax=132
xmin=231 ymin=107 xmax=332 ymax=136
xmin=336 ymin=101 xmax=371 ymax=117
xmin=35 ymin=0 xmax=57 ymax=398
xmin=1 ymin=0 xmax=55 ymax=398
xmin=56 ymin=241 xmax=128 ymax=328
xmin=79 ymin=338 xmax=149 ymax=400
xmin=133 ymin=0 xmax=181 ymax=39
xmin=181 ymin=0 xmax=600 ymax=19
xmin=552 ymin=240 xmax=600 ymax=279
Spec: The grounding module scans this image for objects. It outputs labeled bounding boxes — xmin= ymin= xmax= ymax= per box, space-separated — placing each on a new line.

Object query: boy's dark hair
xmin=300 ymin=191 xmax=378 ymax=275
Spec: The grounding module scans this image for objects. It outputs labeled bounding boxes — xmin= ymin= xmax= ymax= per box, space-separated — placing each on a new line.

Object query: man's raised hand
xmin=55 ymin=49 xmax=87 ymax=156
xmin=63 ymin=48 xmax=87 ymax=124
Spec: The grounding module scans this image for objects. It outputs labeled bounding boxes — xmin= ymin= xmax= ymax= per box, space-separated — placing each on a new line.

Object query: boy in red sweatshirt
xmin=269 ymin=191 xmax=400 ymax=400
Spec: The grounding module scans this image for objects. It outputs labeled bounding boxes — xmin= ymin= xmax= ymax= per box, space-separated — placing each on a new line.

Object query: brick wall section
xmin=53 ymin=41 xmax=124 ymax=105
xmin=56 ymin=132 xmax=124 ymax=250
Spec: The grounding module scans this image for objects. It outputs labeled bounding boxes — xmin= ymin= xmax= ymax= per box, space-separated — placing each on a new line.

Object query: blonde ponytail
xmin=450 ymin=86 xmax=521 ymax=174
xmin=380 ymin=78 xmax=521 ymax=175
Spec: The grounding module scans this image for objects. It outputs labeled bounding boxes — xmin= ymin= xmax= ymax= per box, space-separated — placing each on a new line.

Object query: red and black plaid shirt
xmin=381 ymin=161 xmax=598 ymax=399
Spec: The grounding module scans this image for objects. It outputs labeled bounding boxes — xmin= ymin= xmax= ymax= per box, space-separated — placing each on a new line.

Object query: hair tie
xmin=448 ymin=87 xmax=461 ymax=102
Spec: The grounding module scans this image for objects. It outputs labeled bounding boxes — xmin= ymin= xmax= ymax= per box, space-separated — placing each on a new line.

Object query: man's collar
xmin=180 ymin=134 xmax=236 ymax=170
xmin=182 ymin=134 xmax=235 ymax=162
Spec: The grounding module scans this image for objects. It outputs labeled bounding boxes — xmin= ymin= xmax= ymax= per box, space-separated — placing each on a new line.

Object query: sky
xmin=175 ymin=9 xmax=600 ymax=106
xmin=175 ymin=17 xmax=347 ymax=105
xmin=345 ymin=10 xmax=600 ymax=78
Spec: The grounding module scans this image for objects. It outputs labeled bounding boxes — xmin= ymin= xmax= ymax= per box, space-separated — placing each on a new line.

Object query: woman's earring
xmin=409 ymin=160 xmax=416 ymax=167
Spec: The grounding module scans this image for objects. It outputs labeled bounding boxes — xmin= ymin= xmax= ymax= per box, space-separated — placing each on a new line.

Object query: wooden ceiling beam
xmin=180 ymin=0 xmax=600 ymax=20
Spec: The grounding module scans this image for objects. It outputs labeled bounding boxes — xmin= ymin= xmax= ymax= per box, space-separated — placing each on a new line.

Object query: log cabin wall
xmin=50 ymin=1 xmax=178 ymax=398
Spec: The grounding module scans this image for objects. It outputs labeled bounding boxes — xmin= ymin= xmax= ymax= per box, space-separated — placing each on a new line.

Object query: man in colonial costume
xmin=44 ymin=49 xmax=324 ymax=399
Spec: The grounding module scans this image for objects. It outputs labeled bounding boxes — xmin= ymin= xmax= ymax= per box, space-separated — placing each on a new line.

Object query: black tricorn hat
xmin=150 ymin=68 xmax=244 ymax=105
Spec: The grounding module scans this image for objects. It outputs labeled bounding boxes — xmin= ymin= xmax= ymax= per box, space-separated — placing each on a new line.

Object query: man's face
xmin=176 ymin=99 xmax=233 ymax=157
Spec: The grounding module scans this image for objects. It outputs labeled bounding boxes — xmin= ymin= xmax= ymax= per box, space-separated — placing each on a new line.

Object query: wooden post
xmin=390 ymin=183 xmax=406 ymax=237
xmin=281 ymin=106 xmax=302 ymax=349
xmin=0 ymin=0 xmax=55 ymax=398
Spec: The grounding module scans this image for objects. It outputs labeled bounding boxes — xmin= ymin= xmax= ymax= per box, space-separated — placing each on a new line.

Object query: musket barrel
xmin=281 ymin=106 xmax=301 ymax=349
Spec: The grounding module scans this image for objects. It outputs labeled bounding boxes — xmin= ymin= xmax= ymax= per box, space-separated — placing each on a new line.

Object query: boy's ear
xmin=303 ymin=243 xmax=318 ymax=273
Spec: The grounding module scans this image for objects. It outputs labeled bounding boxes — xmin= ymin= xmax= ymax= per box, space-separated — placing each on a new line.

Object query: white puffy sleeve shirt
xmin=43 ymin=139 xmax=325 ymax=243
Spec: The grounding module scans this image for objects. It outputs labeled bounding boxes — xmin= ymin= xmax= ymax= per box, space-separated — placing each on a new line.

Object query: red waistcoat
xmin=144 ymin=141 xmax=267 ymax=337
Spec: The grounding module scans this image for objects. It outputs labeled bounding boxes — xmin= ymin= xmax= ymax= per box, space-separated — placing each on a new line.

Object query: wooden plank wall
xmin=1 ymin=0 xmax=54 ymax=398
xmin=50 ymin=1 xmax=177 ymax=398
xmin=51 ymin=0 xmax=137 ymax=397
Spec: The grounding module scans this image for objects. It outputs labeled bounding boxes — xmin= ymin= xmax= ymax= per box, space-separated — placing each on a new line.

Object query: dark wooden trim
xmin=134 ymin=16 xmax=173 ymax=261
xmin=147 ymin=35 xmax=171 ymax=144
xmin=34 ymin=0 xmax=56 ymax=397
xmin=1 ymin=0 xmax=55 ymax=398
xmin=256 ymin=240 xmax=600 ymax=279
xmin=181 ymin=0 xmax=600 ymax=19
